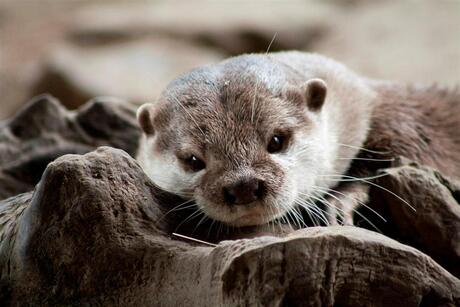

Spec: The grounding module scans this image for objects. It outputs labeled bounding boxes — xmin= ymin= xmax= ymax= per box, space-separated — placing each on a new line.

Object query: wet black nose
xmin=223 ymin=178 xmax=265 ymax=205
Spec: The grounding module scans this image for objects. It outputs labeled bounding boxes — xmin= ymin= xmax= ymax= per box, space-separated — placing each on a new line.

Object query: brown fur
xmin=149 ymin=72 xmax=314 ymax=212
xmin=349 ymin=83 xmax=460 ymax=180
xmin=136 ymin=51 xmax=460 ymax=229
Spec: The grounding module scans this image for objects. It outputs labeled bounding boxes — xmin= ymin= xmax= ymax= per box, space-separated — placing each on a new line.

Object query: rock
xmin=31 ymin=40 xmax=224 ymax=109
xmin=0 ymin=95 xmax=141 ymax=200
xmin=69 ymin=1 xmax=333 ymax=55
xmin=364 ymin=160 xmax=460 ymax=278
xmin=0 ymin=147 xmax=458 ymax=306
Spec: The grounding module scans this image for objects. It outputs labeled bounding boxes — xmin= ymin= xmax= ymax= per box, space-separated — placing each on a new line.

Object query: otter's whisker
xmin=250 ymin=83 xmax=258 ymax=124
xmin=293 ymin=143 xmax=316 ymax=155
xmin=290 ymin=201 xmax=308 ymax=228
xmin=269 ymin=200 xmax=286 ymax=231
xmin=291 ymin=200 xmax=309 ymax=228
xmin=292 ymin=206 xmax=308 ymax=228
xmin=278 ymin=210 xmax=290 ymax=229
xmin=285 ymin=202 xmax=302 ymax=228
xmin=192 ymin=214 xmax=209 ymax=234
xmin=304 ymin=198 xmax=331 ymax=226
xmin=312 ymin=185 xmax=387 ymax=222
xmin=300 ymin=195 xmax=331 ymax=225
xmin=172 ymin=96 xmax=206 ymax=136
xmin=280 ymin=201 xmax=295 ymax=227
xmin=174 ymin=208 xmax=204 ymax=232
xmin=300 ymin=191 xmax=347 ymax=224
xmin=322 ymin=174 xmax=415 ymax=212
xmin=217 ymin=220 xmax=223 ymax=240
xmin=252 ymin=32 xmax=278 ymax=125
xmin=295 ymin=197 xmax=327 ymax=226
xmin=273 ymin=203 xmax=284 ymax=232
xmin=295 ymin=201 xmax=319 ymax=226
xmin=299 ymin=192 xmax=342 ymax=225
xmin=267 ymin=202 xmax=276 ymax=233
xmin=277 ymin=201 xmax=293 ymax=230
xmin=338 ymin=157 xmax=395 ymax=162
xmin=336 ymin=142 xmax=391 ymax=155
xmin=269 ymin=203 xmax=280 ymax=231
xmin=319 ymin=173 xmax=390 ymax=182
xmin=207 ymin=219 xmax=216 ymax=239
xmin=265 ymin=32 xmax=278 ymax=54
xmin=307 ymin=190 xmax=383 ymax=233
xmin=300 ymin=200 xmax=319 ymax=227
xmin=159 ymin=199 xmax=196 ymax=221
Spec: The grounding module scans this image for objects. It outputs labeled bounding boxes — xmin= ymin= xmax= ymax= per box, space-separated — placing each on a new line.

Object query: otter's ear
xmin=137 ymin=103 xmax=155 ymax=135
xmin=303 ymin=78 xmax=327 ymax=112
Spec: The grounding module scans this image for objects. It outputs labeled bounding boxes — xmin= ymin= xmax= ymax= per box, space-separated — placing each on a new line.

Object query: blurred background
xmin=1 ymin=0 xmax=459 ymax=120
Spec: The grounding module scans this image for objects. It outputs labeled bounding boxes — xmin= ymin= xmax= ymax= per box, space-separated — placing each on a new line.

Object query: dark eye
xmin=267 ymin=135 xmax=284 ymax=153
xmin=185 ymin=155 xmax=206 ymax=172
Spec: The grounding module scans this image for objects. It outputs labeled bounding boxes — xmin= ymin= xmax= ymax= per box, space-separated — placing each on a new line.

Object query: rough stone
xmin=0 ymin=95 xmax=140 ymax=200
xmin=364 ymin=160 xmax=460 ymax=278
xmin=0 ymin=147 xmax=458 ymax=306
xmin=31 ymin=40 xmax=224 ymax=109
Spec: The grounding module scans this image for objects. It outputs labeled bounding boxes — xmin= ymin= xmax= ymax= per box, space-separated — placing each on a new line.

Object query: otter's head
xmin=137 ymin=56 xmax=334 ymax=227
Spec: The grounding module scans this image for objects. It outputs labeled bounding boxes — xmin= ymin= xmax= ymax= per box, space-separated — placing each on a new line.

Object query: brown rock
xmin=31 ymin=40 xmax=224 ymax=109
xmin=364 ymin=160 xmax=460 ymax=278
xmin=0 ymin=147 xmax=459 ymax=306
xmin=0 ymin=95 xmax=141 ymax=200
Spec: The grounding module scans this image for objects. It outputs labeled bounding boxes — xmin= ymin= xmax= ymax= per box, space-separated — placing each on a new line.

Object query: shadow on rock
xmin=0 ymin=94 xmax=141 ymax=200
xmin=0 ymin=147 xmax=459 ymax=306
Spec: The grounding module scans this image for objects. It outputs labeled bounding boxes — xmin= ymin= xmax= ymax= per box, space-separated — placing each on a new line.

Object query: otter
xmin=136 ymin=51 xmax=460 ymax=235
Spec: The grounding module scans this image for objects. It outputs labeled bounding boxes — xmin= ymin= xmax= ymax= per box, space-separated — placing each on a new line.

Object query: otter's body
xmin=136 ymin=51 xmax=460 ymax=231
xmin=353 ymin=82 xmax=460 ymax=179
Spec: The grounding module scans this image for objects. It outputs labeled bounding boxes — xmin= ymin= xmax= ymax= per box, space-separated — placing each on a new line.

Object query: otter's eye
xmin=267 ymin=135 xmax=284 ymax=153
xmin=185 ymin=155 xmax=206 ymax=172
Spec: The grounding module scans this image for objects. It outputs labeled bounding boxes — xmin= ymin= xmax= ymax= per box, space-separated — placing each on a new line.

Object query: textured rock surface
xmin=0 ymin=95 xmax=140 ymax=200
xmin=1 ymin=147 xmax=459 ymax=306
xmin=1 ymin=2 xmax=460 ymax=305
xmin=365 ymin=161 xmax=460 ymax=278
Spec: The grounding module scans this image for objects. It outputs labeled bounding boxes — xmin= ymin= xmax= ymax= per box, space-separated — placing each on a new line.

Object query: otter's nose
xmin=223 ymin=178 xmax=265 ymax=205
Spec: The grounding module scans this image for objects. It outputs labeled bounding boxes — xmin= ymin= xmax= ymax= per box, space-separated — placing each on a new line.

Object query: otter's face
xmin=137 ymin=77 xmax=329 ymax=227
